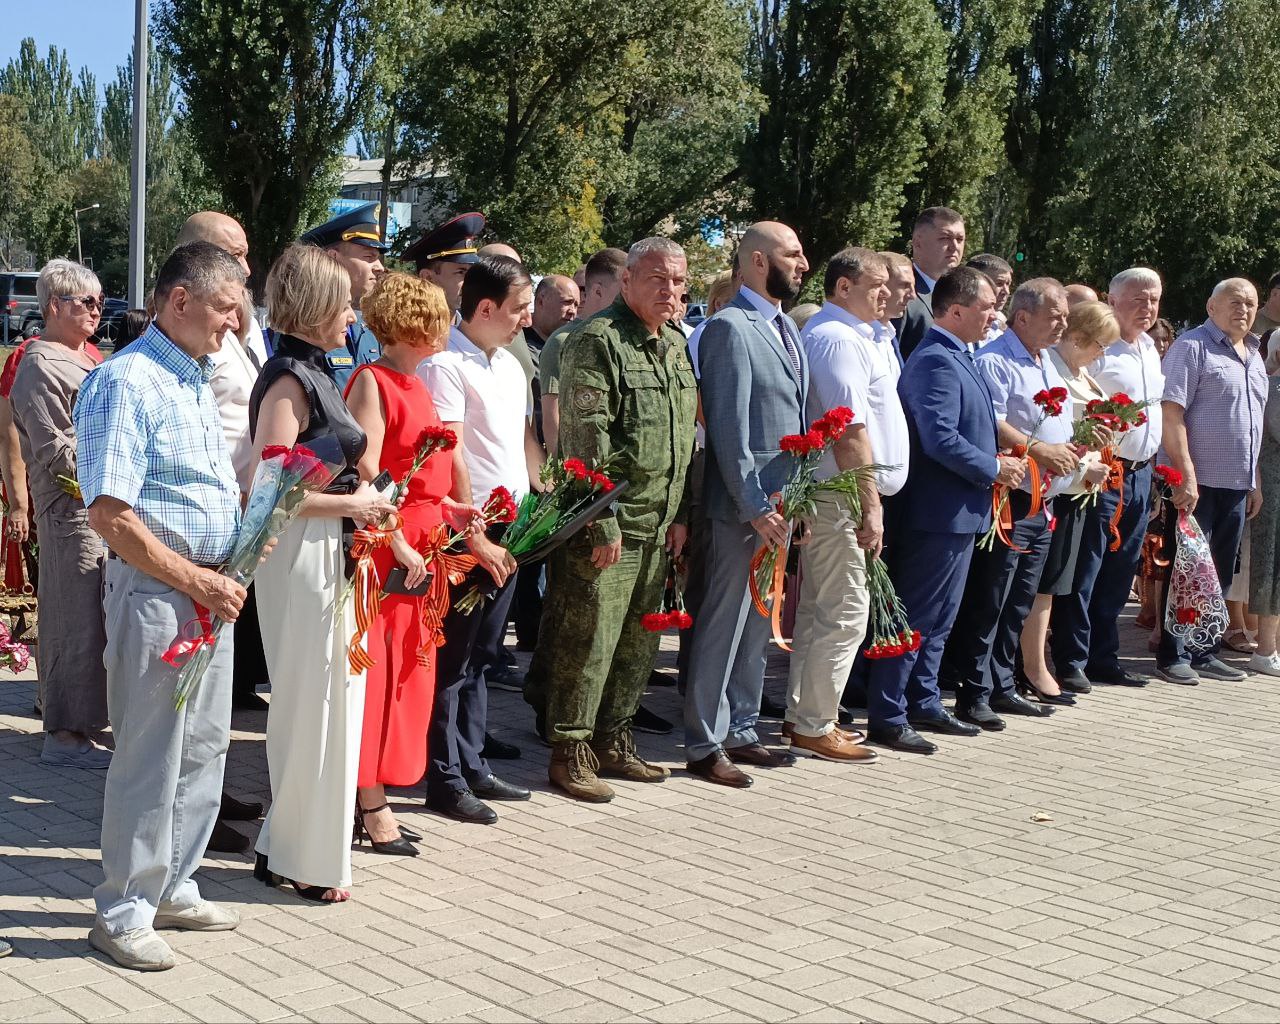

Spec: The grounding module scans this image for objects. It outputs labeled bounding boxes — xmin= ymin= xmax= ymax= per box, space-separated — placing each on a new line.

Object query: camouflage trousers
xmin=542 ymin=535 xmax=669 ymax=745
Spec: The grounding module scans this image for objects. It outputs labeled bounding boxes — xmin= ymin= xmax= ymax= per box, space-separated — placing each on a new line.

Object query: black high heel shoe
xmin=254 ymin=853 xmax=347 ymax=903
xmin=354 ymin=803 xmax=419 ymax=857
xmin=1015 ymin=674 xmax=1077 ymax=706
xmin=399 ymin=825 xmax=423 ymax=843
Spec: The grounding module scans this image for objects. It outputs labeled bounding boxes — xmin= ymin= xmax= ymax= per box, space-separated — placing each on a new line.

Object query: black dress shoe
xmin=1087 ymin=664 xmax=1150 ymax=687
xmin=469 ymin=774 xmax=531 ymax=801
xmin=1058 ymin=668 xmax=1093 ymax=694
xmin=867 ymin=724 xmax=938 ymax=755
xmin=955 ymin=703 xmax=1006 ymax=731
xmin=206 ymin=819 xmax=250 ymax=854
xmin=837 ymin=705 xmax=856 ymax=726
xmin=990 ymin=692 xmax=1055 ymax=717
xmin=726 ymin=742 xmax=796 ymax=768
xmin=908 ymin=710 xmax=980 ymax=737
xmin=482 ymin=733 xmax=521 ymax=760
xmin=648 ymin=669 xmax=676 ymax=688
xmin=758 ymin=695 xmax=787 ymax=720
xmin=219 ymin=792 xmax=264 ymax=821
xmin=232 ymin=691 xmax=269 ymax=712
xmin=426 ymin=790 xmax=498 ymax=825
xmin=633 ymin=704 xmax=672 ymax=735
xmin=487 ymin=665 xmax=523 ymax=693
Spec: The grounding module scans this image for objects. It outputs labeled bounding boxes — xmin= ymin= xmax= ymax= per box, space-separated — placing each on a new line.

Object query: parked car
xmin=684 ymin=302 xmax=708 ymax=328
xmin=94 ymin=298 xmax=130 ymax=349
xmin=0 ymin=271 xmax=41 ymax=343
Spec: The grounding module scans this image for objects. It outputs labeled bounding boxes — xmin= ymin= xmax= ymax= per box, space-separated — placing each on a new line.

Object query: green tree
xmin=155 ymin=0 xmax=402 ymax=286
xmin=908 ymin=0 xmax=1037 ymax=252
xmin=0 ymin=95 xmax=37 ymax=269
xmin=399 ymin=0 xmax=757 ymax=271
xmin=1045 ymin=0 xmax=1280 ymax=319
xmin=0 ymin=39 xmax=101 ymax=263
xmin=744 ymin=0 xmax=947 ymax=268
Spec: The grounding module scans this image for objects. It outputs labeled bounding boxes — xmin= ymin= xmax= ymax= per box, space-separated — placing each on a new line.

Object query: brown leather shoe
xmin=686 ymin=750 xmax=753 ymax=788
xmin=726 ymin=742 xmax=796 ymax=768
xmin=789 ymin=729 xmax=879 ymax=763
xmin=783 ymin=721 xmax=865 ymax=744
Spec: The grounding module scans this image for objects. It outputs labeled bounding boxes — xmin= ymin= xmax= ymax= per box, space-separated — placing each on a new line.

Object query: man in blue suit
xmin=894 ymin=207 xmax=967 ymax=361
xmin=866 ymin=267 xmax=1025 ymax=754
xmin=684 ymin=221 xmax=809 ymax=788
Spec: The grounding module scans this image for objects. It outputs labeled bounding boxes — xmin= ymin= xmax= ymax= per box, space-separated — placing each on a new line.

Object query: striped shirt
xmin=74 ymin=323 xmax=241 ymax=564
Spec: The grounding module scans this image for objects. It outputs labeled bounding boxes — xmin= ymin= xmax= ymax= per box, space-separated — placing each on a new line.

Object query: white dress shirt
xmin=1089 ymin=331 xmax=1164 ymax=462
xmin=802 ymin=302 xmax=909 ymax=493
xmin=418 ymin=325 xmax=530 ymax=505
xmin=206 ymin=318 xmax=264 ymax=494
xmin=739 ymin=285 xmax=784 ymax=345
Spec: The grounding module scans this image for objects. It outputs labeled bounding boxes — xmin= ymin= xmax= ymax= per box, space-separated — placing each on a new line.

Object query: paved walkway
xmin=3 ymin=609 xmax=1280 ymax=1023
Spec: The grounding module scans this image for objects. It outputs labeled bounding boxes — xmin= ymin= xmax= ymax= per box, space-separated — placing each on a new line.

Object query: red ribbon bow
xmin=161 ymin=604 xmax=215 ymax=668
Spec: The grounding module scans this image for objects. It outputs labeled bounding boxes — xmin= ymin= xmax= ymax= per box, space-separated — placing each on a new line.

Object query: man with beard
xmin=683 ymin=221 xmax=809 ymax=788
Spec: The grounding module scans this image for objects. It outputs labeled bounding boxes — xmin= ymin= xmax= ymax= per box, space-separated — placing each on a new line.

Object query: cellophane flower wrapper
xmin=454 ymin=458 xmax=621 ymax=614
xmin=1164 ymin=508 xmax=1227 ymax=653
xmin=170 ymin=443 xmax=342 ymax=709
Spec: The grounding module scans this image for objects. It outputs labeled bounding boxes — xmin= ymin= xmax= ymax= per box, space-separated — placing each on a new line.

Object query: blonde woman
xmin=345 ymin=273 xmax=479 ymax=854
xmin=249 ymin=246 xmax=395 ymax=903
xmin=1019 ymin=301 xmax=1120 ymax=702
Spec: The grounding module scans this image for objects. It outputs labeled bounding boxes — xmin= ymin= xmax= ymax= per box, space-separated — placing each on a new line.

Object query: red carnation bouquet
xmin=750 ymin=407 xmax=885 ymax=649
xmin=170 ymin=441 xmax=343 ymax=708
xmin=976 ymin=386 xmax=1066 ymax=551
xmin=1069 ymin=392 xmax=1152 ymax=509
xmin=862 ymin=558 xmax=920 ymax=660
xmin=642 ymin=558 xmax=694 ymax=633
xmin=453 ymin=457 xmax=625 ymax=613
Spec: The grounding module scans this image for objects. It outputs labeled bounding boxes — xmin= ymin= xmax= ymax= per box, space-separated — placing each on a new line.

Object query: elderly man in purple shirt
xmin=1158 ymin=278 xmax=1268 ymax=684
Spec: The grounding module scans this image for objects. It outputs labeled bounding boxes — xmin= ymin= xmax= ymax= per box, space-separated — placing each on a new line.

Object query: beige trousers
xmin=786 ymin=496 xmax=870 ymax=737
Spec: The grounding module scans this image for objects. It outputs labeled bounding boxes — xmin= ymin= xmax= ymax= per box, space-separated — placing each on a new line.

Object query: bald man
xmin=684 ymin=221 xmax=818 ymax=787
xmin=1157 ymin=278 xmax=1267 ymax=684
xmin=1065 ymin=283 xmax=1099 ymax=308
xmin=478 ymin=242 xmax=522 ymax=262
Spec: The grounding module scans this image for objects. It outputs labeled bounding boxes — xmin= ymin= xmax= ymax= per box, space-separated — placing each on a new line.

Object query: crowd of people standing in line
xmin=2 ymin=197 xmax=1278 ymax=972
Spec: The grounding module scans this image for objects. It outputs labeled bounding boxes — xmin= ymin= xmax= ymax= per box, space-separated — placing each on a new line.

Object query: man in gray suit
xmin=684 ymin=221 xmax=809 ymax=788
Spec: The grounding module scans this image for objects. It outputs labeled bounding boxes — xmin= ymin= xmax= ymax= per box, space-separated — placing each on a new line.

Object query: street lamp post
xmin=127 ymin=0 xmax=148 ymax=307
xmin=74 ymin=203 xmax=100 ymax=264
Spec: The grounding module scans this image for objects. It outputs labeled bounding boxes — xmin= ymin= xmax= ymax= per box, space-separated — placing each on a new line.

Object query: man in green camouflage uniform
xmin=545 ymin=237 xmax=698 ymax=802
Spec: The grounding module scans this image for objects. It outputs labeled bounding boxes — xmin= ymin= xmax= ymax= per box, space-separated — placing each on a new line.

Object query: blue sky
xmin=2 ymin=2 xmax=141 ymax=93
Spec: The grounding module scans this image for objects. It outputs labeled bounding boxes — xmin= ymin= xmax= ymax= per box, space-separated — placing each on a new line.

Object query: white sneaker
xmin=153 ymin=900 xmax=240 ymax=931
xmin=1248 ymin=652 xmax=1280 ymax=678
xmin=88 ymin=923 xmax=176 ymax=971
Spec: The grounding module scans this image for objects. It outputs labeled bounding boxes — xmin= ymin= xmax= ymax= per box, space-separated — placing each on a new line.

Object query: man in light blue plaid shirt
xmin=74 ymin=242 xmax=250 ymax=972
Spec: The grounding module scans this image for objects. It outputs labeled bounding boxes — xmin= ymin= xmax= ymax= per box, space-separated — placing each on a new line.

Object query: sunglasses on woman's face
xmin=57 ymin=294 xmax=103 ymax=312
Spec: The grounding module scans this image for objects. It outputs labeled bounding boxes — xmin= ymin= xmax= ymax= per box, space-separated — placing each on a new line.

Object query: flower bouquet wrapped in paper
xmin=453 ymin=457 xmax=628 ymax=613
xmin=749 ymin=407 xmax=884 ymax=650
xmin=167 ymin=439 xmax=344 ymax=708
xmin=1165 ymin=508 xmax=1228 ymax=653
xmin=0 ymin=619 xmax=30 ymax=673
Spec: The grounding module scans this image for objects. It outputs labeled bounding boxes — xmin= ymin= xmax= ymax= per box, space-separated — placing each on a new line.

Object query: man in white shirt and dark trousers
xmin=1051 ymin=267 xmax=1165 ymax=690
xmin=418 ymin=256 xmax=537 ymax=824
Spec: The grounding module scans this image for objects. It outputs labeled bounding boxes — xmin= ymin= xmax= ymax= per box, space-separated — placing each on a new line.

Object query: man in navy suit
xmin=865 ymin=267 xmax=1025 ymax=754
xmin=684 ymin=221 xmax=809 ymax=788
xmin=894 ymin=207 xmax=967 ymax=361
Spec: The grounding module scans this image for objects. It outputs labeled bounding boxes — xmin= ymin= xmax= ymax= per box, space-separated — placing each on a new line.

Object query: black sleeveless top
xmin=248 ymin=334 xmax=367 ymax=495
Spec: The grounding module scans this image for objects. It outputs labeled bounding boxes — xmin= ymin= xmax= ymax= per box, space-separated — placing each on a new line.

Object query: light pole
xmin=74 ymin=203 xmax=100 ymax=264
xmin=127 ymin=0 xmax=148 ymax=307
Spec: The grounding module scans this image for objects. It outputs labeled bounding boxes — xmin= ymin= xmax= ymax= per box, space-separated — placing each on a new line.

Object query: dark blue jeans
xmin=1051 ymin=461 xmax=1152 ymax=675
xmin=1157 ymin=485 xmax=1248 ymax=668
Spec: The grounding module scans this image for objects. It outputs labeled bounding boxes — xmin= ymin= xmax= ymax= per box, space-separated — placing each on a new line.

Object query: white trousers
xmin=255 ymin=517 xmax=365 ymax=888
xmin=786 ymin=497 xmax=869 ymax=737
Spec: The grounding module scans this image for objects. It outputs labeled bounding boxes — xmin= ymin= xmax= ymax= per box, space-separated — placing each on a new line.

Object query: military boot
xmin=592 ymin=730 xmax=670 ymax=783
xmin=549 ymin=741 xmax=615 ymax=803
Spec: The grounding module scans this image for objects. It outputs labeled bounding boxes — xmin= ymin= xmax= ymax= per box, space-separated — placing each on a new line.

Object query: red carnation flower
xmin=1154 ymin=464 xmax=1183 ymax=488
xmin=261 ymin=444 xmax=290 ymax=461
xmin=1111 ymin=392 xmax=1133 ymax=405
xmin=641 ymin=612 xmax=671 ymax=633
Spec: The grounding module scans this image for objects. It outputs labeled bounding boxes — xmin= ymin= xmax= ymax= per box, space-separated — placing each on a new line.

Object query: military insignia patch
xmin=574 ymin=387 xmax=602 ymax=412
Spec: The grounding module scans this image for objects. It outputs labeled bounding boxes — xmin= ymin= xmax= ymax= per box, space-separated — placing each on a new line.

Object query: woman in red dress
xmin=345 ymin=272 xmax=479 ymax=854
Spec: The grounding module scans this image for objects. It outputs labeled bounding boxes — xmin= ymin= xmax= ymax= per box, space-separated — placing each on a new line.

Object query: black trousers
xmin=232 ymin=582 xmax=269 ymax=701
xmin=941 ymin=491 xmax=1051 ymax=708
xmin=427 ymin=574 xmax=517 ymax=799
xmin=511 ymin=559 xmax=544 ymax=649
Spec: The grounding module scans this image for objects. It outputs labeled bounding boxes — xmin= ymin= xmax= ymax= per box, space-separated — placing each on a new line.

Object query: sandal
xmin=1224 ymin=629 xmax=1257 ymax=653
xmin=253 ymin=853 xmax=350 ymax=903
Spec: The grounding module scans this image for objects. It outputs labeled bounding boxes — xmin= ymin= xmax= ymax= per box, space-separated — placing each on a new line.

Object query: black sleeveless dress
xmin=248 ymin=334 xmax=367 ymax=494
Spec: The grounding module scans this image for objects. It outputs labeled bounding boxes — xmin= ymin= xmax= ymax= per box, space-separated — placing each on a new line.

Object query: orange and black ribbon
xmin=413 ymin=524 xmax=478 ymax=667
xmin=346 ymin=516 xmax=400 ymax=673
xmin=748 ymin=541 xmax=793 ymax=652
